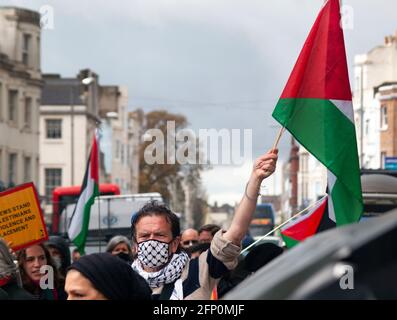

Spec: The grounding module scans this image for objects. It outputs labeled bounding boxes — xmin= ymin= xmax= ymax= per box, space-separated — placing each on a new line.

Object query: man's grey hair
xmin=106 ymin=235 xmax=132 ymax=254
xmin=0 ymin=238 xmax=22 ymax=287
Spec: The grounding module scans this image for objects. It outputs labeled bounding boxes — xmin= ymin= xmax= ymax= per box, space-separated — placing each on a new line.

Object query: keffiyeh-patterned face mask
xmin=137 ymin=239 xmax=171 ymax=269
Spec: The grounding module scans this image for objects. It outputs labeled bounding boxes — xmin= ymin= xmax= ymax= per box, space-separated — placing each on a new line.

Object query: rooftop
xmin=41 ymin=76 xmax=84 ymax=106
xmin=0 ymin=6 xmax=40 ymax=27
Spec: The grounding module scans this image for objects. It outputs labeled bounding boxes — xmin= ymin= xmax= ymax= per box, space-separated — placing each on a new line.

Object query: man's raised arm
xmin=223 ymin=149 xmax=278 ymax=245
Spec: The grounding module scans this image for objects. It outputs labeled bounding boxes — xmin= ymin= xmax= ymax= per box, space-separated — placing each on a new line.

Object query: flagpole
xmin=241 ymin=194 xmax=327 ymax=255
xmin=97 ymin=196 xmax=101 ymax=252
xmin=96 ymin=128 xmax=102 ymax=253
xmin=272 ymin=126 xmax=285 ymax=151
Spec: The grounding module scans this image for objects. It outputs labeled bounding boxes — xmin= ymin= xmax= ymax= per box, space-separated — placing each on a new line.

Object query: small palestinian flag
xmin=281 ymin=196 xmax=335 ymax=248
xmin=68 ymin=132 xmax=99 ymax=255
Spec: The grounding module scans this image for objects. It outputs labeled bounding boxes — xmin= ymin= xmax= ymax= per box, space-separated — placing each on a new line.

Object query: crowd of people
xmin=0 ymin=149 xmax=281 ymax=300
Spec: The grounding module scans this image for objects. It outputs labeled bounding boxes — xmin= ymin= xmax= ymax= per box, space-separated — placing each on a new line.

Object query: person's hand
xmin=6 ymin=241 xmax=16 ymax=258
xmin=252 ymin=149 xmax=278 ymax=181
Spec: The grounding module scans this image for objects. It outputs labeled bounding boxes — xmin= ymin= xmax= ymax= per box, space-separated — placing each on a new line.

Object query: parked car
xmin=224 ymin=208 xmax=397 ymax=300
xmin=360 ymin=171 xmax=397 ymax=220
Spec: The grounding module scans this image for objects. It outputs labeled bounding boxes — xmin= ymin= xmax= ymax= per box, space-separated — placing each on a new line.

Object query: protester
xmin=17 ymin=243 xmax=66 ymax=300
xmin=0 ymin=238 xmax=33 ymax=300
xmin=65 ymin=252 xmax=151 ymax=300
xmin=242 ymin=232 xmax=255 ymax=249
xmin=185 ymin=242 xmax=210 ymax=259
xmin=217 ymin=242 xmax=284 ymax=298
xmin=46 ymin=236 xmax=71 ymax=280
xmin=106 ymin=235 xmax=134 ymax=263
xmin=71 ymin=248 xmax=81 ymax=262
xmin=180 ymin=228 xmax=199 ymax=249
xmin=130 ymin=149 xmax=278 ymax=299
xmin=198 ymin=224 xmax=221 ymax=243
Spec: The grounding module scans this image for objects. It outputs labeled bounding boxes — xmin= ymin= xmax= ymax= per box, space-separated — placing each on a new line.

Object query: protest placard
xmin=0 ymin=182 xmax=48 ymax=251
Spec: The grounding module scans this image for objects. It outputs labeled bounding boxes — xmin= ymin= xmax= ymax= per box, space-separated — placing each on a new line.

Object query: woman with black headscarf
xmin=65 ymin=252 xmax=151 ymax=300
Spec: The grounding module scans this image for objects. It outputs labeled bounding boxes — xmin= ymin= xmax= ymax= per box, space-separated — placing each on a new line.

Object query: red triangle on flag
xmin=280 ymin=0 xmax=351 ymax=101
xmin=281 ymin=196 xmax=328 ymax=242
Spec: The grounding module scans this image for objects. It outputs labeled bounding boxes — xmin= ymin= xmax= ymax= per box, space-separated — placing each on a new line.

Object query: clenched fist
xmin=252 ymin=149 xmax=278 ymax=181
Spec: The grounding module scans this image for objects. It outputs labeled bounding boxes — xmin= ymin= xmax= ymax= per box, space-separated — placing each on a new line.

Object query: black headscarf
xmin=69 ymin=253 xmax=151 ymax=300
xmin=46 ymin=236 xmax=71 ymax=274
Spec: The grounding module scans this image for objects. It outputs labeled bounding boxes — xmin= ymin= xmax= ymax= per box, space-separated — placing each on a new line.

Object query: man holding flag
xmin=272 ymin=0 xmax=363 ymax=246
xmin=68 ymin=132 xmax=100 ymax=255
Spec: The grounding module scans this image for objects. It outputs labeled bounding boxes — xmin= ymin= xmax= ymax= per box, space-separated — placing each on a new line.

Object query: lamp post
xmin=82 ymin=75 xmax=96 ymax=116
xmin=70 ymin=75 xmax=98 ymax=186
xmin=356 ymin=59 xmax=372 ymax=169
xmin=360 ymin=64 xmax=364 ymax=169
xmin=70 ymin=86 xmax=75 ymax=186
xmin=81 ymin=73 xmax=103 ymax=250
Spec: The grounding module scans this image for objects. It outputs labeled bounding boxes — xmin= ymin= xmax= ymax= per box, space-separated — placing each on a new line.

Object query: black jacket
xmin=0 ymin=281 xmax=34 ymax=300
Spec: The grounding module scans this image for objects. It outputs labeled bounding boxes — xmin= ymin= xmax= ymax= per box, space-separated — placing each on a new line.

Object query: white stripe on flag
xmin=330 ymin=100 xmax=354 ymax=123
xmin=327 ymin=170 xmax=337 ymax=223
xmin=68 ymin=170 xmax=95 ymax=240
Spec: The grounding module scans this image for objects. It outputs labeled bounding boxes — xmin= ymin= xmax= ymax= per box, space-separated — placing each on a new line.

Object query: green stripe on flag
xmin=273 ymin=98 xmax=362 ymax=225
xmin=73 ymin=183 xmax=99 ymax=254
xmin=330 ymin=178 xmax=362 ymax=225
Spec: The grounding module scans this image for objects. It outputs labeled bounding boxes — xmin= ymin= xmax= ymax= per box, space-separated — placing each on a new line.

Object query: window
xmin=115 ymin=140 xmax=120 ymax=159
xmin=36 ymin=157 xmax=39 ymax=184
xmin=37 ymin=36 xmax=40 ymax=69
xmin=24 ymin=157 xmax=31 ymax=182
xmin=121 ymin=144 xmax=125 ymax=164
xmin=127 ymin=145 xmax=130 ymax=166
xmin=45 ymin=168 xmax=62 ymax=200
xmin=303 ymin=182 xmax=308 ymax=202
xmin=8 ymin=90 xmax=18 ymax=123
xmin=22 ymin=34 xmax=31 ymax=65
xmin=301 ymin=153 xmax=308 ymax=173
xmin=381 ymin=105 xmax=388 ymax=129
xmin=24 ymin=97 xmax=32 ymax=129
xmin=365 ymin=119 xmax=370 ymax=136
xmin=8 ymin=153 xmax=17 ymax=186
xmin=381 ymin=152 xmax=387 ymax=169
xmin=46 ymin=119 xmax=62 ymax=139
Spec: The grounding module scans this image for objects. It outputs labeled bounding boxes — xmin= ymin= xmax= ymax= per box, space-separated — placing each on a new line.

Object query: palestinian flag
xmin=281 ymin=196 xmax=335 ymax=248
xmin=68 ymin=133 xmax=99 ymax=254
xmin=272 ymin=0 xmax=363 ymax=226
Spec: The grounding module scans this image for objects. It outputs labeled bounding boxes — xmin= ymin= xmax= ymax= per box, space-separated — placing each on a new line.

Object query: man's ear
xmin=171 ymin=236 xmax=180 ymax=254
xmin=132 ymin=239 xmax=138 ymax=253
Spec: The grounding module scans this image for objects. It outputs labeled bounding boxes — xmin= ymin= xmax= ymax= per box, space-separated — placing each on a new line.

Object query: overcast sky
xmin=3 ymin=0 xmax=396 ymax=205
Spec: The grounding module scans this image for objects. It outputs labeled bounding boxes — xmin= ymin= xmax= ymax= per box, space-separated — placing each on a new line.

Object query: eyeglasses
xmin=182 ymin=240 xmax=198 ymax=246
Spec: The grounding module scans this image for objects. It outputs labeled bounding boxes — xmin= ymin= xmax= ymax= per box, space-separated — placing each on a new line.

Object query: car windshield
xmin=254 ymin=206 xmax=274 ymax=219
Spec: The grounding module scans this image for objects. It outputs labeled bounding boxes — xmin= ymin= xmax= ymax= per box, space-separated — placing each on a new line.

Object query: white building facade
xmin=353 ymin=31 xmax=397 ymax=169
xmin=40 ymin=73 xmax=98 ymax=216
xmin=297 ymin=147 xmax=327 ymax=210
xmin=99 ymin=86 xmax=139 ymax=194
xmin=0 ymin=7 xmax=41 ymax=189
xmin=40 ymin=72 xmax=140 ymax=219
